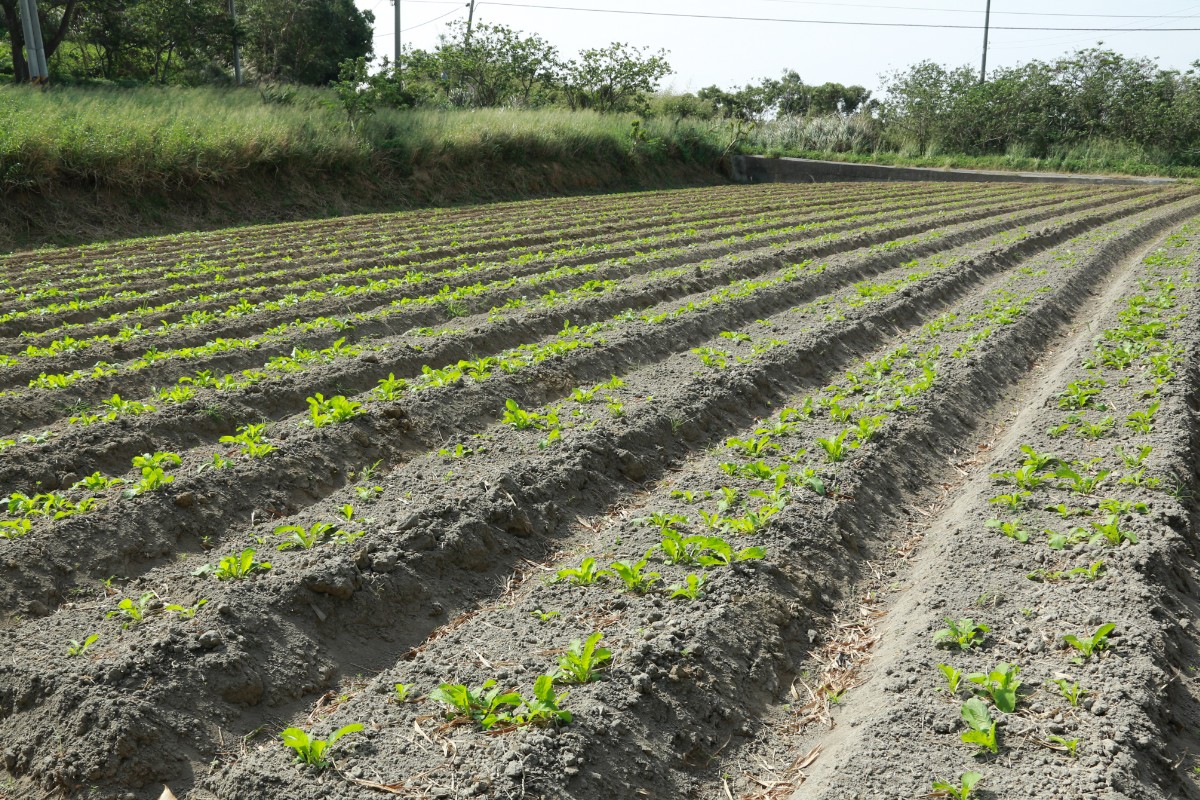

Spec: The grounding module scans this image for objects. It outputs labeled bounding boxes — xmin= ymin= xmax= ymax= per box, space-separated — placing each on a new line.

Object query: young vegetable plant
xmin=938 ymin=663 xmax=962 ymax=695
xmin=1063 ymin=623 xmax=1115 ymax=662
xmin=696 ymin=537 xmax=765 ymax=567
xmin=985 ymin=518 xmax=1029 ymax=543
xmin=931 ymin=771 xmax=982 ymax=800
xmin=967 ymin=662 xmax=1023 ymax=713
xmin=555 ymin=557 xmax=602 ymax=586
xmin=66 ymin=634 xmax=99 ymax=657
xmin=960 ymin=697 xmax=999 ymax=754
xmin=197 ymin=548 xmax=272 ymax=580
xmin=1050 ymin=678 xmax=1087 ymax=707
xmin=668 ymin=573 xmax=706 ymax=601
xmin=934 ymin=618 xmax=989 ymax=651
xmin=555 ymin=632 xmax=613 ymax=684
xmin=274 ymin=522 xmax=337 ymax=550
xmin=307 ymin=394 xmax=362 ymax=427
xmin=604 ymin=555 xmax=661 ymax=594
xmin=519 ymin=674 xmax=573 ymax=726
xmin=816 ymin=429 xmax=856 ymax=463
xmin=280 ymin=723 xmax=363 ymax=769
xmin=430 ymin=680 xmax=522 ymax=730
xmin=107 ymin=593 xmax=156 ymax=627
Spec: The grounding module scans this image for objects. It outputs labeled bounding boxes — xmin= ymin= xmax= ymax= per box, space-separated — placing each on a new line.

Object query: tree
xmin=239 ymin=0 xmax=373 ymax=85
xmin=424 ymin=20 xmax=558 ymax=108
xmin=1 ymin=0 xmax=80 ymax=83
xmin=561 ymin=42 xmax=670 ymax=113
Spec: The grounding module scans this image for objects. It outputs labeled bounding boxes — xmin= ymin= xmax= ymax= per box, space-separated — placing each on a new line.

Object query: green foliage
xmin=959 ymin=697 xmax=999 ymax=754
xmin=931 ymin=772 xmax=982 ymax=800
xmin=1050 ymin=678 xmax=1087 ymax=707
xmin=555 ymin=632 xmax=612 ymax=684
xmin=938 ymin=663 xmax=962 ymax=695
xmin=967 ymin=662 xmax=1023 ymax=713
xmin=66 ymin=634 xmax=99 ymax=657
xmin=555 ymin=557 xmax=602 ymax=586
xmin=307 ymin=393 xmax=362 ymax=427
xmin=280 ymin=723 xmax=363 ymax=769
xmin=604 ymin=555 xmax=661 ymax=593
xmin=1063 ymin=623 xmax=1115 ymax=661
xmin=668 ymin=573 xmax=706 ymax=601
xmin=934 ymin=618 xmax=989 ymax=651
xmin=198 ymin=548 xmax=272 ymax=580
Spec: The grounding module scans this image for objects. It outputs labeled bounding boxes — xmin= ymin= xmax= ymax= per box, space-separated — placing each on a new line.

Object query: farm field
xmin=1 ymin=180 xmax=1200 ymax=800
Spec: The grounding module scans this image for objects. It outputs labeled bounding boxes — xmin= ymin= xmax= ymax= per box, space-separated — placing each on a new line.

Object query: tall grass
xmin=0 ymin=85 xmax=728 ymax=192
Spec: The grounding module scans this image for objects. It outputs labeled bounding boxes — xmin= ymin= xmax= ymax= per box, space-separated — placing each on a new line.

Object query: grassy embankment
xmin=0 ymin=85 xmax=730 ymax=251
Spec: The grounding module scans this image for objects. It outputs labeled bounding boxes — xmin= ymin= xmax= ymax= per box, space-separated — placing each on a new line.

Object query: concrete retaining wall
xmin=730 ymin=155 xmax=1176 ymax=186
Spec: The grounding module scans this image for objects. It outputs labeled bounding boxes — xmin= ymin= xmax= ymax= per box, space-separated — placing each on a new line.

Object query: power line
xmin=736 ymin=0 xmax=1200 ymax=20
xmin=375 ymin=4 xmax=465 ymax=37
xmin=477 ymin=2 xmax=1200 ymax=31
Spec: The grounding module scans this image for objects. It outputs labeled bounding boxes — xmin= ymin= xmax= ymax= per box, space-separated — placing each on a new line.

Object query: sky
xmin=353 ymin=0 xmax=1200 ymax=93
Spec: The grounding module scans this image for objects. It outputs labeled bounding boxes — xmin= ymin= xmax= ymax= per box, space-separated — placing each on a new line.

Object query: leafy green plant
xmin=198 ymin=548 xmax=272 ymax=580
xmin=1063 ymin=623 xmax=1115 ymax=662
xmin=1050 ymin=678 xmax=1087 ymax=707
xmin=66 ymin=633 xmax=99 ymax=657
xmin=72 ymin=472 xmax=125 ymax=491
xmin=555 ymin=557 xmax=602 ymax=586
xmin=990 ymin=465 xmax=1047 ymax=490
xmin=1047 ymin=735 xmax=1080 ymax=757
xmin=696 ymin=537 xmax=765 ymax=567
xmin=106 ymin=592 xmax=156 ymax=626
xmin=280 ymin=723 xmax=363 ymax=769
xmin=219 ymin=423 xmax=276 ymax=458
xmin=555 ymin=632 xmax=613 ymax=684
xmin=931 ymin=771 xmax=982 ymax=800
xmin=501 ymin=398 xmax=546 ymax=430
xmin=668 ymin=573 xmax=707 ymax=600
xmin=530 ymin=609 xmax=560 ymax=622
xmin=985 ymin=518 xmax=1029 ymax=543
xmin=1125 ymin=402 xmax=1160 ymax=433
xmin=604 ymin=555 xmax=661 ymax=593
xmin=121 ymin=466 xmax=175 ymax=498
xmin=988 ymin=491 xmax=1030 ymax=511
xmin=816 ymin=429 xmax=856 ymax=462
xmin=1055 ymin=465 xmax=1109 ymax=495
xmin=274 ymin=522 xmax=336 ymax=550
xmin=307 ymin=393 xmax=363 ymax=427
xmin=430 ymin=680 xmax=522 ymax=730
xmin=1076 ymin=416 xmax=1115 ymax=440
xmin=938 ymin=663 xmax=962 ymax=694
xmin=164 ymin=599 xmax=208 ymax=619
xmin=1019 ymin=445 xmax=1059 ymax=471
xmin=960 ymin=697 xmax=999 ymax=754
xmin=934 ymin=618 xmax=989 ymax=650
xmin=519 ymin=674 xmax=573 ymax=726
xmin=0 ymin=518 xmax=32 ymax=539
xmin=394 ymin=683 xmax=412 ymax=702
xmin=967 ymin=662 xmax=1023 ymax=713
xmin=1089 ymin=516 xmax=1136 ymax=546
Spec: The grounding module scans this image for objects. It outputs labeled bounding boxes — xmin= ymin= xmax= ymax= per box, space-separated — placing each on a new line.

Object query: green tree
xmin=240 ymin=0 xmax=372 ymax=85
xmin=1 ymin=0 xmax=80 ymax=83
xmin=561 ymin=42 xmax=670 ymax=113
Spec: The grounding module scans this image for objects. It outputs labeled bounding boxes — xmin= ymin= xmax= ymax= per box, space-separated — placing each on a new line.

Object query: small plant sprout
xmin=520 ymin=674 xmax=573 ymax=726
xmin=931 ymin=771 xmax=982 ymax=800
xmin=604 ymin=554 xmax=661 ymax=593
xmin=1046 ymin=735 xmax=1081 ymax=758
xmin=554 ymin=557 xmax=603 ymax=586
xmin=668 ymin=573 xmax=706 ymax=601
xmin=394 ymin=683 xmax=412 ymax=703
xmin=273 ymin=522 xmax=337 ymax=550
xmin=938 ymin=663 xmax=963 ymax=695
xmin=934 ymin=618 xmax=989 ymax=651
xmin=501 ymin=399 xmax=545 ymax=430
xmin=985 ymin=518 xmax=1029 ymax=543
xmin=696 ymin=538 xmax=765 ymax=567
xmin=1019 ymin=444 xmax=1059 ymax=471
xmin=1055 ymin=465 xmax=1110 ymax=495
xmin=816 ymin=429 xmax=856 ymax=462
xmin=66 ymin=634 xmax=99 ymax=657
xmin=340 ymin=504 xmax=355 ymax=521
xmin=530 ymin=609 xmax=560 ymax=622
xmin=1050 ymin=678 xmax=1087 ymax=707
xmin=555 ymin=632 xmax=613 ymax=684
xmin=1088 ymin=516 xmax=1136 ymax=547
xmin=218 ymin=423 xmax=276 ymax=458
xmin=1064 ymin=623 xmax=1115 ymax=662
xmin=164 ymin=599 xmax=208 ymax=619
xmin=306 ymin=393 xmax=363 ymax=427
xmin=280 ymin=723 xmax=363 ymax=769
xmin=197 ymin=548 xmax=272 ymax=580
xmin=430 ymin=680 xmax=522 ymax=730
xmin=988 ymin=491 xmax=1030 ymax=511
xmin=967 ymin=662 xmax=1023 ymax=713
xmin=107 ymin=592 xmax=157 ymax=627
xmin=960 ymin=697 xmax=999 ymax=754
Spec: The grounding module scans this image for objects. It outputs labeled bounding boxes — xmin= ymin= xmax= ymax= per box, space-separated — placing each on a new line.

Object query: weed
xmin=555 ymin=632 xmax=612 ymax=684
xmin=280 ymin=723 xmax=363 ymax=769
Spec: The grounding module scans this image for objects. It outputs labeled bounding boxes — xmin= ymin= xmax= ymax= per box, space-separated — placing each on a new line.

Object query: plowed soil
xmin=2 ymin=182 xmax=1200 ymax=800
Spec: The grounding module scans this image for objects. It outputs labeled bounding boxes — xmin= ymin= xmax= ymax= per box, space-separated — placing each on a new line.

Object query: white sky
xmin=354 ymin=0 xmax=1200 ymax=93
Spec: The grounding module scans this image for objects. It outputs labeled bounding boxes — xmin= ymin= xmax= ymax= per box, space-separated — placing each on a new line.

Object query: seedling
xmin=938 ymin=663 xmax=962 ymax=695
xmin=1019 ymin=445 xmax=1059 ymax=471
xmin=668 ymin=573 xmax=706 ymax=601
xmin=1064 ymin=623 xmax=1115 ymax=662
xmin=967 ymin=662 xmax=1023 ymax=713
xmin=72 ymin=472 xmax=125 ymax=491
xmin=280 ymin=723 xmax=363 ymax=769
xmin=1045 ymin=503 xmax=1088 ymax=520
xmin=960 ymin=697 xmax=999 ymax=754
xmin=1055 ymin=465 xmax=1109 ymax=495
xmin=988 ymin=491 xmax=1030 ymax=511
xmin=0 ymin=519 xmax=31 ymax=539
xmin=430 ymin=680 xmax=522 ymax=730
xmin=307 ymin=393 xmax=362 ymax=427
xmin=1050 ymin=678 xmax=1087 ymax=707
xmin=107 ymin=592 xmax=156 ymax=626
xmin=501 ymin=399 xmax=545 ymax=430
xmin=197 ymin=548 xmax=272 ymax=580
xmin=219 ymin=424 xmax=276 ymax=458
xmin=1125 ymin=402 xmax=1160 ymax=433
xmin=659 ymin=529 xmax=711 ymax=566
xmin=66 ymin=634 xmax=99 ymax=657
xmin=555 ymin=632 xmax=612 ymax=684
xmin=604 ymin=555 xmax=661 ymax=593
xmin=339 ymin=504 xmax=355 ymax=521
xmin=519 ymin=674 xmax=573 ymax=726
xmin=274 ymin=522 xmax=336 ymax=550
xmin=1076 ymin=416 xmax=1115 ymax=440
xmin=985 ymin=518 xmax=1029 ymax=543
xmin=394 ymin=683 xmax=413 ymax=702
xmin=1116 ymin=444 xmax=1152 ymax=469
xmin=931 ymin=771 xmax=982 ymax=800
xmin=530 ymin=609 xmax=560 ymax=622
xmin=1089 ymin=516 xmax=1136 ymax=547
xmin=816 ymin=429 xmax=856 ymax=462
xmin=990 ymin=466 xmax=1047 ymax=491
xmin=555 ymin=557 xmax=602 ymax=586
xmin=164 ymin=599 xmax=208 ymax=619
xmin=934 ymin=618 xmax=989 ymax=651
xmin=1046 ymin=735 xmax=1080 ymax=758
xmin=696 ymin=537 xmax=765 ymax=567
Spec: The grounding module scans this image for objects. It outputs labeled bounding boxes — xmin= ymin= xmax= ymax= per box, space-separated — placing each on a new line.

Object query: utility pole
xmin=17 ymin=0 xmax=49 ymax=84
xmin=979 ymin=0 xmax=991 ymax=83
xmin=393 ymin=0 xmax=402 ymax=87
xmin=228 ymin=0 xmax=243 ymax=86
xmin=465 ymin=0 xmax=476 ymax=42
